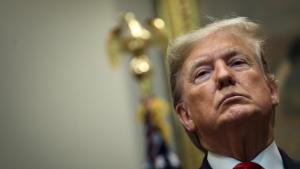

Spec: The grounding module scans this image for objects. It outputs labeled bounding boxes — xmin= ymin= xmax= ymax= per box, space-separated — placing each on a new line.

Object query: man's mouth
xmin=217 ymin=92 xmax=249 ymax=109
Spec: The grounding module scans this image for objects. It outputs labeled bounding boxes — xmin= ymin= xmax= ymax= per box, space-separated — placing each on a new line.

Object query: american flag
xmin=141 ymin=97 xmax=181 ymax=169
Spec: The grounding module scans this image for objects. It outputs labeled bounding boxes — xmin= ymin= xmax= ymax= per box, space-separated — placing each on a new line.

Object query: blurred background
xmin=0 ymin=0 xmax=300 ymax=169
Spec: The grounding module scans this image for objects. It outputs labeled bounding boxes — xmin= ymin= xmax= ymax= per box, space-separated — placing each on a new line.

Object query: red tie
xmin=233 ymin=162 xmax=263 ymax=169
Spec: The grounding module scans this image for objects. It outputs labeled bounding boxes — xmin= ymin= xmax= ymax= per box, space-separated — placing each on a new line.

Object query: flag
xmin=138 ymin=96 xmax=181 ymax=169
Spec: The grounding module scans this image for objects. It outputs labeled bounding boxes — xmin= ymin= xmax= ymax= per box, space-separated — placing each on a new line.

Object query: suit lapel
xmin=279 ymin=149 xmax=300 ymax=169
xmin=199 ymin=155 xmax=212 ymax=169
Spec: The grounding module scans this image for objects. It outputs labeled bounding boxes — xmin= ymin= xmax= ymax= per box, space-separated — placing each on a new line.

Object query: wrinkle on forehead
xmin=185 ymin=31 xmax=260 ymax=71
xmin=189 ymin=47 xmax=243 ymax=70
xmin=189 ymin=31 xmax=255 ymax=58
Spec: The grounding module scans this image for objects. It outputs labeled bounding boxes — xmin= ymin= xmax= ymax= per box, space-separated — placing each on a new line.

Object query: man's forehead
xmin=192 ymin=31 xmax=246 ymax=52
xmin=192 ymin=47 xmax=242 ymax=61
xmin=189 ymin=47 xmax=244 ymax=68
xmin=187 ymin=31 xmax=253 ymax=62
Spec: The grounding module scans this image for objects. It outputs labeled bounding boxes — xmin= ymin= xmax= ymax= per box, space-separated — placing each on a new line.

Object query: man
xmin=167 ymin=17 xmax=300 ymax=169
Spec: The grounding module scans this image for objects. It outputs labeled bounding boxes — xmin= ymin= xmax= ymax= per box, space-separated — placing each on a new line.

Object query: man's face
xmin=176 ymin=31 xmax=279 ymax=148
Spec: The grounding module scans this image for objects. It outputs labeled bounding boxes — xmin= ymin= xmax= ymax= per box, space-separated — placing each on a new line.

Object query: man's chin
xmin=218 ymin=104 xmax=258 ymax=124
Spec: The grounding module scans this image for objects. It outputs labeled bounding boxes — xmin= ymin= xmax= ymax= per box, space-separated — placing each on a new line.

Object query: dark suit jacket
xmin=199 ymin=149 xmax=300 ymax=169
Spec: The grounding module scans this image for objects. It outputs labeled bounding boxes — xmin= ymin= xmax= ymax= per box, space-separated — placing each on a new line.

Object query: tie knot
xmin=233 ymin=162 xmax=263 ymax=169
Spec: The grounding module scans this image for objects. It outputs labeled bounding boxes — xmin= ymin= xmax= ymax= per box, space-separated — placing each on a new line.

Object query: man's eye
xmin=197 ymin=70 xmax=209 ymax=77
xmin=194 ymin=68 xmax=211 ymax=83
xmin=230 ymin=59 xmax=247 ymax=67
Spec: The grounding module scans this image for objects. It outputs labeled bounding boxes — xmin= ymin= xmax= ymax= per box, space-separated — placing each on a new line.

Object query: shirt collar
xmin=207 ymin=141 xmax=284 ymax=169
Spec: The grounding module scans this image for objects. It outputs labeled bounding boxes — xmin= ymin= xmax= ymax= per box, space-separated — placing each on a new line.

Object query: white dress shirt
xmin=207 ymin=141 xmax=284 ymax=169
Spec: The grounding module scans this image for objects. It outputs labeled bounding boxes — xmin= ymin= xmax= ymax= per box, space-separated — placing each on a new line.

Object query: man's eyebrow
xmin=189 ymin=55 xmax=211 ymax=73
xmin=189 ymin=48 xmax=242 ymax=73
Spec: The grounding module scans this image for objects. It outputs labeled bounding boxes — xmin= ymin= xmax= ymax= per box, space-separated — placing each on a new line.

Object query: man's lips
xmin=217 ymin=92 xmax=249 ymax=109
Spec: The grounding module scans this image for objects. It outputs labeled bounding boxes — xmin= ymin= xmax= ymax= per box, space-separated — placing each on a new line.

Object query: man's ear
xmin=175 ymin=103 xmax=196 ymax=132
xmin=268 ymin=76 xmax=279 ymax=106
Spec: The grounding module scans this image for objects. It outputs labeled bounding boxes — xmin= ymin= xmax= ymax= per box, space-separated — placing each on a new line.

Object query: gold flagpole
xmin=154 ymin=0 xmax=203 ymax=169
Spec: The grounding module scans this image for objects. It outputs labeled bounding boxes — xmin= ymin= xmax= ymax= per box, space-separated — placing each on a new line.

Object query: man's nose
xmin=214 ymin=61 xmax=236 ymax=90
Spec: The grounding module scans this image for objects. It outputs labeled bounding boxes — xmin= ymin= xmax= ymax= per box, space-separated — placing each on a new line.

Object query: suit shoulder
xmin=280 ymin=149 xmax=300 ymax=169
